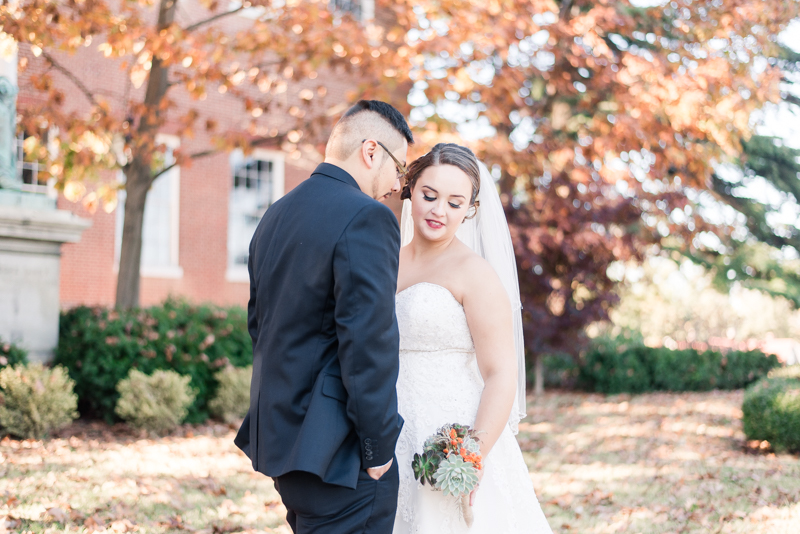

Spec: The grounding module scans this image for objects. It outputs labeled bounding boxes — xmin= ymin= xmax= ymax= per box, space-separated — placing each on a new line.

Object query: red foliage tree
xmin=366 ymin=0 xmax=799 ymax=390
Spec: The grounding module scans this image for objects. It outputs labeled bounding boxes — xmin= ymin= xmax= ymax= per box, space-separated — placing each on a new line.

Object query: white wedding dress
xmin=393 ymin=282 xmax=553 ymax=534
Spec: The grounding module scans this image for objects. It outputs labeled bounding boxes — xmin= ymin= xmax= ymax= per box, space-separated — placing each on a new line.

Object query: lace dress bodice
xmin=397 ymin=282 xmax=475 ymax=353
xmin=395 ymin=283 xmax=484 ymax=452
xmin=394 ymin=283 xmax=553 ymax=534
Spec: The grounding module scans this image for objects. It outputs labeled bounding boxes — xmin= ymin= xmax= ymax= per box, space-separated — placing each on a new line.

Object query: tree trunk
xmin=534 ymin=352 xmax=544 ymax=396
xmin=114 ymin=0 xmax=177 ymax=309
xmin=115 ymin=161 xmax=150 ymax=309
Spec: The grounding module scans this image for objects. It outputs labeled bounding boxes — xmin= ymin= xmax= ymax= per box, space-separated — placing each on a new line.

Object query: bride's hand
xmin=469 ymin=467 xmax=484 ymax=506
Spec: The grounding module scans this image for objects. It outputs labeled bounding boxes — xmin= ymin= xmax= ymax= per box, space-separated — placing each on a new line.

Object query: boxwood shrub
xmin=0 ymin=363 xmax=79 ymax=439
xmin=540 ymin=353 xmax=580 ymax=389
xmin=577 ymin=345 xmax=780 ymax=394
xmin=115 ymin=369 xmax=196 ymax=434
xmin=55 ymin=299 xmax=252 ymax=423
xmin=209 ymin=365 xmax=252 ymax=424
xmin=648 ymin=348 xmax=722 ymax=391
xmin=581 ymin=345 xmax=653 ymax=394
xmin=718 ymin=350 xmax=784 ymax=389
xmin=742 ymin=366 xmax=800 ymax=452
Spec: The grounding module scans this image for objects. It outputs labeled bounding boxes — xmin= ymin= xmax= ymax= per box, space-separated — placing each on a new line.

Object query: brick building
xmin=16 ymin=0 xmax=402 ymax=310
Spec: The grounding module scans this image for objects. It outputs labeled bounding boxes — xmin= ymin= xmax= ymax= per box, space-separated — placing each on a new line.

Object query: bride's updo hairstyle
xmin=400 ymin=143 xmax=481 ymax=218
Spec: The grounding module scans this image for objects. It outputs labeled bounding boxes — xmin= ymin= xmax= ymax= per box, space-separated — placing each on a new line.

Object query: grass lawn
xmin=1 ymin=390 xmax=798 ymax=533
xmin=522 ymin=391 xmax=800 ymax=533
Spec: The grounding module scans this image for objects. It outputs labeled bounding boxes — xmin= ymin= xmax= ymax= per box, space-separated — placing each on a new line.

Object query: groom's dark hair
xmin=326 ymin=100 xmax=414 ymax=160
xmin=341 ymin=100 xmax=414 ymax=143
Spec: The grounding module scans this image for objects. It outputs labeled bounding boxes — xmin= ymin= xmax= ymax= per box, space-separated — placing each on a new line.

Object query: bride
xmin=393 ymin=143 xmax=553 ymax=533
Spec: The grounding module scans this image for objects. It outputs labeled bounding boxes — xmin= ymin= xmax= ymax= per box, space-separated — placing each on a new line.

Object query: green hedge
xmin=742 ymin=367 xmax=800 ymax=452
xmin=544 ymin=345 xmax=780 ymax=394
xmin=539 ymin=353 xmax=581 ymax=389
xmin=0 ymin=338 xmax=28 ymax=370
xmin=55 ymin=299 xmax=252 ymax=423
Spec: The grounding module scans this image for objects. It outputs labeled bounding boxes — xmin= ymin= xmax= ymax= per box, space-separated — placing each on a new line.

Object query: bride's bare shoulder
xmin=450 ymin=244 xmax=509 ymax=306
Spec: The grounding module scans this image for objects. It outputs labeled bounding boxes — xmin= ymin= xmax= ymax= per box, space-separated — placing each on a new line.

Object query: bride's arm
xmin=461 ymin=259 xmax=518 ymax=460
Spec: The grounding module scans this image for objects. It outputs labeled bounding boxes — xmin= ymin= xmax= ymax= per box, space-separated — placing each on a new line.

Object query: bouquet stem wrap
xmin=460 ymin=494 xmax=474 ymax=527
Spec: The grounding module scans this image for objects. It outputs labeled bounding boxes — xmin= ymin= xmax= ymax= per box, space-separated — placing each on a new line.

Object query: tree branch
xmin=189 ymin=149 xmax=218 ymax=160
xmin=183 ymin=5 xmax=244 ymax=32
xmin=559 ymin=0 xmax=574 ymax=21
xmin=41 ymin=50 xmax=102 ymax=109
xmin=150 ymin=161 xmax=179 ymax=182
xmin=785 ymin=93 xmax=800 ymax=108
xmin=149 ymin=133 xmax=289 ymax=182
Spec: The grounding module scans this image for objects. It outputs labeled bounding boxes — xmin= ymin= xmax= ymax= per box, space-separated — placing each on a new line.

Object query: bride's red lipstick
xmin=426 ymin=219 xmax=444 ymax=229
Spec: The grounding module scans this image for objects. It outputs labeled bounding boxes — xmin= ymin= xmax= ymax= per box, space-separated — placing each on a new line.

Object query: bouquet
xmin=411 ymin=424 xmax=483 ymax=526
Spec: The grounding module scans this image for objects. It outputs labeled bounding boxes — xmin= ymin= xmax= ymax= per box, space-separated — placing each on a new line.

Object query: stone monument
xmin=0 ymin=34 xmax=90 ymax=362
xmin=0 ymin=75 xmax=16 ymax=189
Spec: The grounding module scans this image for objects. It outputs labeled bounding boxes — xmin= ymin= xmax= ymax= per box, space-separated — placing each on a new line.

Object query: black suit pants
xmin=275 ymin=459 xmax=399 ymax=534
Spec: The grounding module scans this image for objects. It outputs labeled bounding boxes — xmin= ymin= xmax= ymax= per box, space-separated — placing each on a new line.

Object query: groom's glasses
xmin=363 ymin=139 xmax=408 ymax=179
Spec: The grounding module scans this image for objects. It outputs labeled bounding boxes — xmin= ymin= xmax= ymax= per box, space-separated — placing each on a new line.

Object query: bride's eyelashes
xmin=422 ymin=194 xmax=462 ymax=209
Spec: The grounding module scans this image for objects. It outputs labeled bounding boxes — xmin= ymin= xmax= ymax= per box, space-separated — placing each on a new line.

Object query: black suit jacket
xmin=234 ymin=163 xmax=403 ymax=489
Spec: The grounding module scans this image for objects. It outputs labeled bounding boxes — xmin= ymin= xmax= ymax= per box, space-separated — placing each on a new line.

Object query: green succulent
xmin=464 ymin=438 xmax=481 ymax=454
xmin=422 ymin=435 xmax=439 ymax=452
xmin=433 ymin=455 xmax=479 ymax=496
xmin=412 ymin=450 xmax=441 ymax=486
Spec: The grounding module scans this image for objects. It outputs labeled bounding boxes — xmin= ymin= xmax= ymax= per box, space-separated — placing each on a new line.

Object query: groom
xmin=235 ymin=100 xmax=414 ymax=532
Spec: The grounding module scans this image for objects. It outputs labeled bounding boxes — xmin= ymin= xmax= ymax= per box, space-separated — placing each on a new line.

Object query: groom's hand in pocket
xmin=366 ymin=458 xmax=393 ymax=480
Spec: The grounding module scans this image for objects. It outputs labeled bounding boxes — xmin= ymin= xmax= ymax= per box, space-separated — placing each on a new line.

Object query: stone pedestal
xmin=0 ymin=205 xmax=90 ymax=362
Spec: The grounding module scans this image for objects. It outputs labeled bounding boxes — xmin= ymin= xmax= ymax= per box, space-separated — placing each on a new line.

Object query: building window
xmin=16 ymin=132 xmax=53 ymax=195
xmin=115 ymin=134 xmax=182 ymax=279
xmin=226 ymin=149 xmax=285 ymax=282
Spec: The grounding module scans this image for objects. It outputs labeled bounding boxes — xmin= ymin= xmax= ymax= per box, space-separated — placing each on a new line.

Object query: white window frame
xmin=16 ymin=131 xmax=58 ymax=199
xmin=115 ymin=134 xmax=183 ymax=279
xmin=225 ymin=148 xmax=285 ymax=283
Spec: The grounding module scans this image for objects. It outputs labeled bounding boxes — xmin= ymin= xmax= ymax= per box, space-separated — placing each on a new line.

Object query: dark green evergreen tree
xmin=703 ymin=43 xmax=800 ymax=305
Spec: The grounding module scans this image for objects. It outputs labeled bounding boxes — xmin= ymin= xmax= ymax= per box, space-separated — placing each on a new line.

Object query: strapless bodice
xmin=396 ymin=282 xmax=475 ymax=354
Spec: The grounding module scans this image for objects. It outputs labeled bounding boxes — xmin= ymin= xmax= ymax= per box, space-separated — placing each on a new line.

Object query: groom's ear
xmin=361 ymin=139 xmax=379 ymax=169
